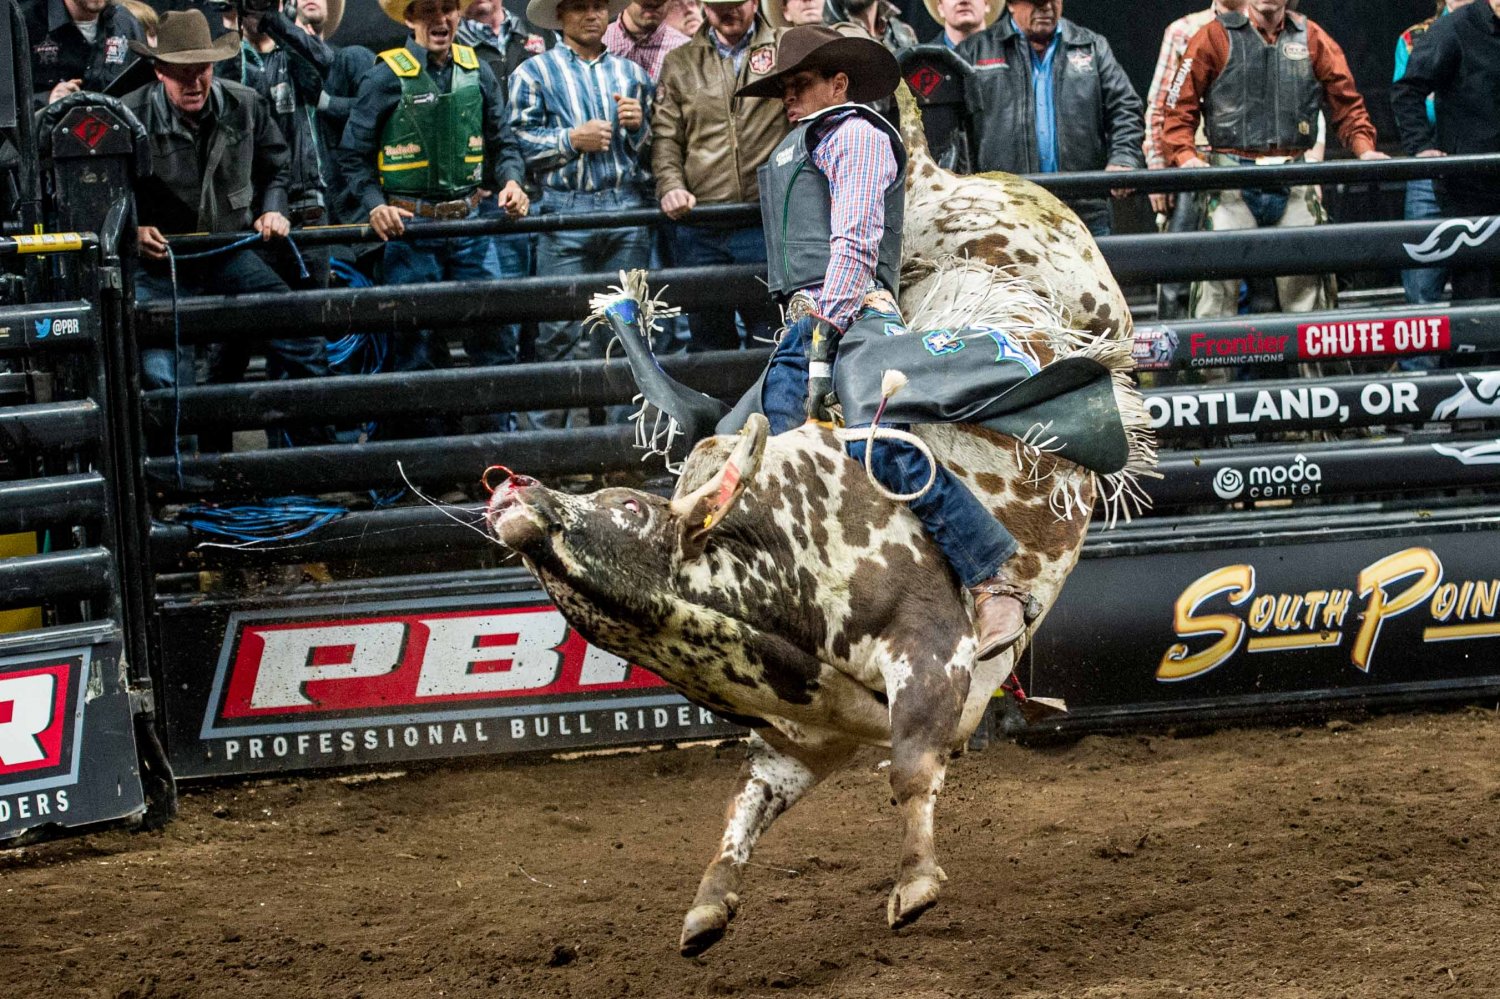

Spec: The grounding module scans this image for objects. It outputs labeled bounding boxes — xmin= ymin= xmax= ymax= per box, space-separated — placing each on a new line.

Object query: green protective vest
xmin=377 ymin=44 xmax=486 ymax=198
xmin=757 ymin=103 xmax=907 ymax=299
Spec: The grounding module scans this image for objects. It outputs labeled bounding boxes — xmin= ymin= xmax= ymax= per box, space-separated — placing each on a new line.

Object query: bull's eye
xmin=622 ymin=499 xmax=642 ymax=515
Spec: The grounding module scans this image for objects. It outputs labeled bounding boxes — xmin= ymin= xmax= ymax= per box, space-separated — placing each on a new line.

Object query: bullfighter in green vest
xmin=337 ymin=0 xmax=530 ymax=403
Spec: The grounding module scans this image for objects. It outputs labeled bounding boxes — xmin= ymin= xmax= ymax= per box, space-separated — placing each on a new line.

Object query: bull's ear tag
xmin=671 ymin=415 xmax=768 ymax=560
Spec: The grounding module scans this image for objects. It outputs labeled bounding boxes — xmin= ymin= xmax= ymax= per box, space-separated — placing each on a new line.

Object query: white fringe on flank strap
xmin=589 ymin=263 xmax=1159 ymax=527
xmin=902 ymin=257 xmax=1159 ymax=527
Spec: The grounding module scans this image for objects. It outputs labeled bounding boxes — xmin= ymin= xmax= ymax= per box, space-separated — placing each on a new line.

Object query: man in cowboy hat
xmin=337 ymin=0 xmax=529 ymax=431
xmin=737 ymin=24 xmax=1032 ymax=659
xmin=652 ymin=0 xmax=784 ymax=351
xmin=123 ymin=9 xmax=333 ymax=449
xmin=928 ymin=0 xmax=1000 ymax=49
xmin=507 ymin=0 xmax=654 ymax=427
xmin=960 ymin=0 xmax=1144 ymax=237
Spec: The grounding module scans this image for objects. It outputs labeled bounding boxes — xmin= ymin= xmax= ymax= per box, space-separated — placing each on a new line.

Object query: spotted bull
xmin=489 ymin=409 xmax=1105 ymax=955
xmin=486 ymin=88 xmax=1148 ymax=956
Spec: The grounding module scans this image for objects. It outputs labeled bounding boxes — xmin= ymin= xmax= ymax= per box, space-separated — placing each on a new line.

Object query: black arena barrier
xmin=13 ymin=112 xmax=1500 ymax=792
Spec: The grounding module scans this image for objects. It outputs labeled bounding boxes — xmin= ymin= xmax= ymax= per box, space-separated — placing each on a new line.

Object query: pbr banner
xmin=0 ymin=635 xmax=145 ymax=842
xmin=1029 ymin=519 xmax=1500 ymax=730
xmin=1147 ymin=435 xmax=1500 ymax=507
xmin=159 ymin=580 xmax=743 ymax=779
xmin=1131 ymin=303 xmax=1500 ymax=372
xmin=1146 ymin=369 xmax=1500 ymax=437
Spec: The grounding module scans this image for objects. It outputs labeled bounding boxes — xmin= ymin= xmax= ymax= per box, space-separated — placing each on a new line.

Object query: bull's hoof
xmin=887 ymin=870 xmax=945 ymax=930
xmin=679 ymin=897 xmax=736 ymax=958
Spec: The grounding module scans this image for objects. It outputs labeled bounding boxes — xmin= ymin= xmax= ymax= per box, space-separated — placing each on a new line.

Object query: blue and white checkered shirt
xmin=507 ymin=43 xmax=655 ymax=194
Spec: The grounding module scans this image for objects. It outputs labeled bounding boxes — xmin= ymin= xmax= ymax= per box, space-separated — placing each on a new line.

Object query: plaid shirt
xmin=603 ymin=17 xmax=690 ymax=81
xmin=1143 ymin=5 xmax=1220 ymax=169
xmin=806 ymin=111 xmax=899 ymax=332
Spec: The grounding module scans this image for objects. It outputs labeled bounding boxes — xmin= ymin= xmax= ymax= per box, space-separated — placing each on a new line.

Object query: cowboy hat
xmin=921 ymin=0 xmax=1003 ymax=30
xmin=735 ymin=24 xmax=899 ymax=103
xmin=523 ymin=0 xmax=630 ymax=30
xmin=127 ymin=9 xmax=241 ymax=63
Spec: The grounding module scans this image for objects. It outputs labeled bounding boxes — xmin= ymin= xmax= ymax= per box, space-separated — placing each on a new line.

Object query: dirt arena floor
xmin=6 ymin=707 xmax=1500 ymax=999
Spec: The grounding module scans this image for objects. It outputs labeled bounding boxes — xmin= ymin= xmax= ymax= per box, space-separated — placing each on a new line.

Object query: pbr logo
xmin=1131 ymin=325 xmax=1178 ymax=370
xmin=0 ymin=653 xmax=86 ymax=791
xmin=196 ymin=601 xmax=738 ymax=767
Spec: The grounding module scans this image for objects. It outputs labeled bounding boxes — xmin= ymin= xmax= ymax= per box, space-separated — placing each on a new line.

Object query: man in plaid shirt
xmin=737 ymin=25 xmax=1032 ymax=660
xmin=604 ymin=0 xmax=690 ymax=78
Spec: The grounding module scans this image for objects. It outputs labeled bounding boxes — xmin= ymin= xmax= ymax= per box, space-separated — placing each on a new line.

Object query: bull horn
xmin=671 ymin=414 xmax=769 ymax=558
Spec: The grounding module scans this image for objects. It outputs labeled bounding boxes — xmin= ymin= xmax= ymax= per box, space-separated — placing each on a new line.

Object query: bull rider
xmin=735 ymin=25 xmax=1033 ymax=660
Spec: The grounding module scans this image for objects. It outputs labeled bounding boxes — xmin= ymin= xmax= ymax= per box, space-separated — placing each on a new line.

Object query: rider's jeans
xmin=762 ymin=308 xmax=1017 ymax=588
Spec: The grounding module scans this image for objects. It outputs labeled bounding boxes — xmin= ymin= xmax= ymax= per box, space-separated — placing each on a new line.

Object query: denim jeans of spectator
xmin=456 ymin=198 xmax=532 ymax=432
xmin=671 ymin=223 xmax=778 ymax=351
xmin=530 ymin=188 xmax=653 ymax=429
xmin=1402 ymin=180 xmax=1447 ymax=306
xmin=1397 ymin=181 xmax=1446 ymax=372
xmin=382 ymin=208 xmax=500 ymax=438
xmin=137 ymin=247 xmax=333 ymax=453
xmin=761 ymin=307 xmax=1016 ymax=589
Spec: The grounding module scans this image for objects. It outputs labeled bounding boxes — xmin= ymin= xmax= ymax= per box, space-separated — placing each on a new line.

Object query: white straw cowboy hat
xmin=380 ymin=0 xmax=478 ymax=24
xmin=127 ymin=9 xmax=241 ymax=63
xmin=524 ymin=0 xmax=630 ymax=30
xmin=735 ymin=24 xmax=899 ymax=103
xmin=921 ymin=0 xmax=1004 ymax=29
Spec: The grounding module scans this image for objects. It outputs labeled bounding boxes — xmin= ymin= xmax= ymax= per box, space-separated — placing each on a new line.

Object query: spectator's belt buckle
xmin=1254 ymin=155 xmax=1293 ymax=166
xmin=431 ymin=191 xmax=482 ymax=220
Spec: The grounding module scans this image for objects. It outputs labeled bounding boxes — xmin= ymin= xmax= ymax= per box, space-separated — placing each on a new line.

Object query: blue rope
xmin=174 ymin=495 xmax=349 ymax=545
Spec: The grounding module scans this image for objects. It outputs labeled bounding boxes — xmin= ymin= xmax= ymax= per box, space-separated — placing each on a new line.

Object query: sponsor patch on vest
xmin=1067 ymin=49 xmax=1094 ymax=72
xmin=104 ymin=35 xmax=127 ymax=63
xmin=468 ymin=135 xmax=484 ymax=150
xmin=975 ymin=57 xmax=1007 ymax=68
xmin=923 ymin=329 xmax=964 ymax=356
xmin=525 ymin=33 xmax=546 ymax=54
xmin=384 ymin=142 xmax=421 ymax=158
xmin=1282 ymin=42 xmax=1309 ymax=60
xmin=34 ymin=39 xmax=59 ymax=65
xmin=412 ymin=92 xmax=438 ymax=105
xmin=750 ymin=45 xmax=775 ymax=75
xmin=775 ymin=147 xmax=795 ymax=167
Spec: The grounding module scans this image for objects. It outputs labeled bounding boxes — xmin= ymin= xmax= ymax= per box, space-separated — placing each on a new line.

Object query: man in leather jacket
xmin=959 ymin=0 xmax=1143 ymax=236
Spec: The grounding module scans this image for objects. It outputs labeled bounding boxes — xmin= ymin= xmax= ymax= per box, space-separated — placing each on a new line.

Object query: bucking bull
xmin=485 ymin=91 xmax=1157 ymax=956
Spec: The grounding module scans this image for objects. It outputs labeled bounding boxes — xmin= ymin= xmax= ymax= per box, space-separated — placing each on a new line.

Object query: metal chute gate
xmin=4 ymin=88 xmax=1500 ymax=842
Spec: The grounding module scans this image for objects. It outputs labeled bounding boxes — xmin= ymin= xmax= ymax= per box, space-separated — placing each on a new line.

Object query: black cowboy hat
xmin=735 ymin=24 xmax=900 ymax=103
xmin=128 ymin=9 xmax=242 ymax=63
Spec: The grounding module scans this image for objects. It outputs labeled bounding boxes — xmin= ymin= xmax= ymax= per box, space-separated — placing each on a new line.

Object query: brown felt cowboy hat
xmin=523 ymin=0 xmax=631 ymax=30
xmin=127 ymin=9 xmax=241 ymax=63
xmin=921 ymin=0 xmax=1004 ymax=30
xmin=735 ymin=24 xmax=899 ymax=102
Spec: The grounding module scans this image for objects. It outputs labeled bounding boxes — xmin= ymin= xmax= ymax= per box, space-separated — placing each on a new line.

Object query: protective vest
xmin=376 ymin=44 xmax=485 ymax=197
xmin=758 ymin=104 xmax=907 ymax=299
xmin=1204 ymin=12 xmax=1321 ymax=153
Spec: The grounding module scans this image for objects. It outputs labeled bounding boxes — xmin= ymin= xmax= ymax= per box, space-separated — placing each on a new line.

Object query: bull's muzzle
xmin=484 ymin=470 xmax=548 ymax=548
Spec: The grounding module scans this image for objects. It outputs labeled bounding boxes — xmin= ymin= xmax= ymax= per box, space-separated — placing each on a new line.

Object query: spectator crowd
xmin=17 ymin=0 xmax=1500 ymax=443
